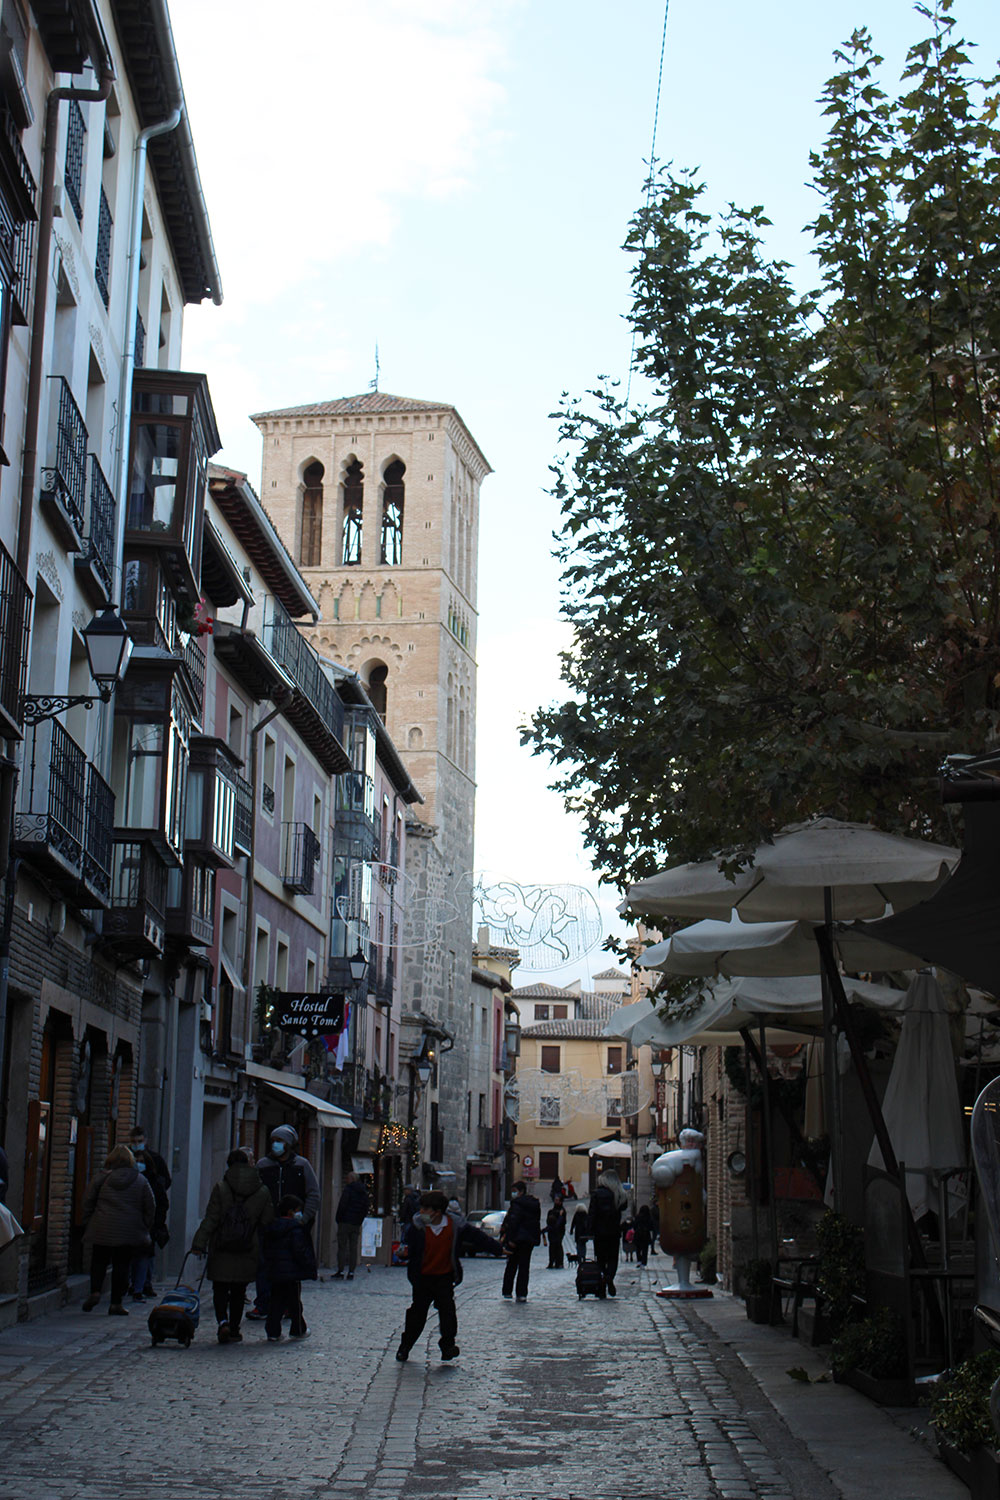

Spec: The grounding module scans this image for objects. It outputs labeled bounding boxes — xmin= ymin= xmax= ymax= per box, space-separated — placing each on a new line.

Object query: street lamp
xmin=21 ymin=605 xmax=133 ymax=725
xmin=348 ymin=947 xmax=368 ymax=984
xmin=650 ymin=1054 xmax=665 ymax=1079
xmin=504 ymin=1017 xmax=521 ymax=1059
xmin=414 ymin=1057 xmax=432 ymax=1086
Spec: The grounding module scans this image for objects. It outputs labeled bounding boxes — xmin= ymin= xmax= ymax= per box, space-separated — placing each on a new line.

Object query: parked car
xmin=461 ymin=1209 xmax=506 ymax=1254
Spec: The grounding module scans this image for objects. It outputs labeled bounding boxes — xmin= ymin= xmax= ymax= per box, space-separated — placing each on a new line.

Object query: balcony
xmin=166 ymin=858 xmax=215 ymax=948
xmin=105 ymin=838 xmax=167 ymax=957
xmin=0 ymin=540 xmax=31 ymax=739
xmin=94 ymin=184 xmax=111 ymax=309
xmin=282 ymin=821 xmax=321 ymax=896
xmin=363 ymin=1070 xmax=391 ymax=1123
xmin=264 ymin=596 xmax=350 ymax=774
xmin=14 ymin=718 xmax=85 ymax=879
xmin=233 ymin=772 xmax=252 ymax=856
xmin=40 ymin=376 xmax=88 ymax=545
xmin=74 ymin=455 xmax=116 ymax=605
xmin=80 ymin=762 xmax=115 ymax=908
xmin=1 ymin=104 xmax=38 ymax=326
xmin=477 ymin=1125 xmax=500 ymax=1156
xmin=179 ymin=634 xmax=206 ymax=719
xmin=370 ymin=948 xmax=395 ymax=1007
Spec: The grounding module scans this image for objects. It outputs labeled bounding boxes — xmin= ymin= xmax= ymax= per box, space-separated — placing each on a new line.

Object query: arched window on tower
xmin=380 ymin=459 xmax=405 ymax=566
xmin=301 ymin=460 xmax=324 ymax=567
xmin=368 ymin=663 xmax=388 ymax=722
xmin=342 ymin=459 xmax=364 ymax=565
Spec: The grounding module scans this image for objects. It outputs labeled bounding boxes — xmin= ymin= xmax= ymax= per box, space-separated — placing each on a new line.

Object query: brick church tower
xmin=251 ymin=392 xmax=491 ymax=1182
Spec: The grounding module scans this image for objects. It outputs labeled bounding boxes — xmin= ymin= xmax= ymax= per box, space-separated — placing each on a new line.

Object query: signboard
xmin=272 ymin=991 xmax=346 ymax=1038
xmin=361 ymin=1215 xmax=382 ymax=1258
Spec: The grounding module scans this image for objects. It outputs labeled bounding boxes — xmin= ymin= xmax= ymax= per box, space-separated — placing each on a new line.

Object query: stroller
xmin=148 ymin=1251 xmax=206 ymax=1347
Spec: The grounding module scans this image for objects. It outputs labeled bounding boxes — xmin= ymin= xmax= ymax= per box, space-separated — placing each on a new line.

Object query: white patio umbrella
xmin=602 ymin=995 xmax=657 ymax=1043
xmin=623 ymin=817 xmax=959 ymax=924
xmin=867 ymin=972 xmax=965 ymax=1221
xmin=640 ymin=913 xmax=925 ymax=979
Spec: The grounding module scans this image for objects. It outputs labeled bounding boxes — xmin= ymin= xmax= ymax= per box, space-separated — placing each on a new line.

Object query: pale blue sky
xmin=170 ymin=0 xmax=1000 ymax=986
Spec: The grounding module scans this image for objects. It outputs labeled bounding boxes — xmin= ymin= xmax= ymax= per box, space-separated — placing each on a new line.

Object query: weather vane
xmin=369 ymin=342 xmax=380 ymax=392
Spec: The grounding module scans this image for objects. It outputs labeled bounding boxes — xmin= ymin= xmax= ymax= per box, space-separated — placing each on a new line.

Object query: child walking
xmin=261 ymin=1194 xmax=317 ymax=1342
xmin=396 ymin=1191 xmax=503 ymax=1363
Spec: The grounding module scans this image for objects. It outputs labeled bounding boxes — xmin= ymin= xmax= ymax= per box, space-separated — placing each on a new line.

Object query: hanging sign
xmin=273 ymin=992 xmax=346 ymax=1037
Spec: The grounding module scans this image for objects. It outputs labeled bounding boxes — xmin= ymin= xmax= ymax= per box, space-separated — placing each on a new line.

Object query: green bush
xmin=742 ymin=1257 xmax=772 ymax=1296
xmin=931 ymin=1351 xmax=1000 ymax=1455
xmin=815 ymin=1210 xmax=865 ymax=1334
xmin=831 ymin=1308 xmax=907 ymax=1380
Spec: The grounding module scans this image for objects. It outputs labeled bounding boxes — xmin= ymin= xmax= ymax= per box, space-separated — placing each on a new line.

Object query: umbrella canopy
xmin=639 ymin=914 xmax=925 ymax=979
xmin=623 ymin=817 xmax=959 ymax=924
xmin=620 ymin=974 xmax=908 ymax=1050
xmin=590 ymin=1140 xmax=631 ymax=1159
xmin=569 ymin=1136 xmax=624 ymax=1155
xmin=862 ymin=804 xmax=1000 ymax=997
xmin=602 ymin=995 xmax=657 ymax=1043
xmin=867 ymin=973 xmax=965 ymax=1219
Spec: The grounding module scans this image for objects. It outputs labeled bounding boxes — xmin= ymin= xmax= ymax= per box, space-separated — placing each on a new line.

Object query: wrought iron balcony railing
xmin=180 ymin=633 xmax=206 ymax=715
xmin=281 ymin=821 xmax=321 ymax=895
xmin=134 ymin=311 xmax=145 ymax=369
xmin=14 ymin=718 xmax=86 ymax=875
xmin=105 ymin=837 xmax=167 ymax=957
xmin=77 ymin=454 xmax=115 ymax=600
xmin=81 ymin=761 xmax=115 ymax=907
xmin=265 ymin=595 xmax=345 ymax=745
xmin=233 ymin=772 xmax=253 ymax=855
xmin=64 ymin=98 xmax=85 ymax=223
xmin=41 ymin=376 xmax=88 ymax=535
xmin=0 ymin=539 xmax=31 ymax=736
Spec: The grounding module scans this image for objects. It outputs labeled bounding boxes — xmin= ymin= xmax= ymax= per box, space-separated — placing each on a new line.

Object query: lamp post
xmin=20 ymin=605 xmax=133 ymax=724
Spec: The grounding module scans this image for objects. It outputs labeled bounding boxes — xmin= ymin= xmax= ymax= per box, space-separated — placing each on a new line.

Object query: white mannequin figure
xmin=651 ymin=1128 xmax=706 ymax=1292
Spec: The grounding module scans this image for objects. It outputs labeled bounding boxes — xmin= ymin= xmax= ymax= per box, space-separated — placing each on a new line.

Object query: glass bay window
xmin=111 ymin=676 xmax=190 ymax=863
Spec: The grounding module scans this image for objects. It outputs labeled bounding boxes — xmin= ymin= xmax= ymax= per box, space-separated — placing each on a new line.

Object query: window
xmin=262 ymin=734 xmax=276 ymax=816
xmin=553 ymin=1005 xmax=568 ymax=1020
xmin=227 ymin=703 xmax=243 ymax=760
xmin=367 ymin=663 xmax=387 ymax=720
xmin=380 ymin=459 xmax=404 ymax=565
xmin=253 ymin=926 xmax=269 ymax=995
xmin=606 ymin=1097 xmax=622 ymax=1127
xmin=478 ymin=1092 xmax=485 ymax=1126
xmin=342 ymin=458 xmax=363 ymax=565
xmin=95 ymin=185 xmax=112 ymax=309
xmin=540 ymin=1045 xmax=560 ymax=1074
xmin=282 ymin=753 xmax=295 ymax=823
xmin=607 ymin=1046 xmax=623 ymax=1075
xmin=64 ymin=99 xmax=85 ymax=223
xmin=301 ymin=460 xmax=323 ymax=566
xmin=534 ymin=1004 xmax=549 ymax=1021
xmin=275 ymin=939 xmax=289 ymax=992
xmin=111 ymin=677 xmax=190 ymax=859
xmin=539 ymin=1151 xmax=560 ymax=1181
xmin=539 ymin=1095 xmax=560 ymax=1127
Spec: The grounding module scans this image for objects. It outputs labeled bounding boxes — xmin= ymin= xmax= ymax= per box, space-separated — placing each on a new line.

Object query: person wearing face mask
xmin=128 ymin=1126 xmax=171 ymax=1297
xmin=247 ymin=1124 xmax=320 ymax=1321
xmin=128 ymin=1147 xmax=169 ymax=1302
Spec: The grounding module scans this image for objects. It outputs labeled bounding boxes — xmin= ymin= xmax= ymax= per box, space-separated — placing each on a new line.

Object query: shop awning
xmin=569 ymin=1136 xmax=623 ymax=1155
xmin=256 ymin=1078 xmax=353 ymax=1129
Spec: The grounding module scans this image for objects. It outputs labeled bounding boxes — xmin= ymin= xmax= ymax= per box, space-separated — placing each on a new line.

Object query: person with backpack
xmin=587 ymin=1169 xmax=628 ymax=1296
xmin=499 ymin=1181 xmax=541 ymax=1302
xmin=193 ymin=1148 xmax=274 ymax=1343
xmin=247 ymin=1124 xmax=320 ymax=1320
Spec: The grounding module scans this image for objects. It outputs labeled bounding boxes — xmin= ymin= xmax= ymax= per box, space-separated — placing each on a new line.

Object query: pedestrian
xmin=399 ymin=1183 xmax=421 ymax=1227
xmin=80 ymin=1144 xmax=155 ymax=1315
xmin=192 ymin=1147 xmax=275 ymax=1344
xmin=564 ymin=1180 xmax=577 ymax=1200
xmin=248 ymin=1124 xmax=320 ymax=1319
xmin=587 ymin=1168 xmax=627 ymax=1297
xmin=545 ymin=1194 xmax=567 ymax=1268
xmin=395 ymin=1190 xmax=503 ymax=1363
xmin=632 ymin=1203 xmax=654 ymax=1267
xmin=261 ymin=1194 xmax=317 ymax=1342
xmin=549 ymin=1173 xmax=565 ymax=1201
xmin=500 ymin=1180 xmax=541 ymax=1302
xmin=569 ymin=1204 xmax=589 ymax=1264
xmin=334 ymin=1170 xmax=369 ymax=1280
xmin=128 ymin=1143 xmax=169 ymax=1302
xmin=621 ymin=1213 xmax=636 ymax=1263
xmin=128 ymin=1124 xmax=170 ymax=1295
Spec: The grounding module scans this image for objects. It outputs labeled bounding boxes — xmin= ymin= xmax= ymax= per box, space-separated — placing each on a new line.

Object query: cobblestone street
xmin=0 ymin=1258 xmax=964 ymax=1500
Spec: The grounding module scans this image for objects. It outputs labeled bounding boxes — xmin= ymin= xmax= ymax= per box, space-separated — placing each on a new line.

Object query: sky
xmin=168 ymin=0 xmax=1000 ymax=988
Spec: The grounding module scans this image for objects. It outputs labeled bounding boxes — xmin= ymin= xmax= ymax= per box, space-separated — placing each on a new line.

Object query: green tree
xmin=526 ymin=2 xmax=1000 ymax=892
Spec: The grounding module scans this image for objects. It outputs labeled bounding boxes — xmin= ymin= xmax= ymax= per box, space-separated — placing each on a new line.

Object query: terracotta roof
xmin=208 ymin=464 xmax=318 ymax=619
xmin=576 ymin=993 xmax=619 ymax=1022
xmin=522 ymin=1020 xmax=609 ymax=1039
xmin=250 ymin=392 xmax=454 ymax=420
xmin=593 ymin=968 xmax=629 ymax=981
xmin=511 ymin=983 xmax=580 ymax=1000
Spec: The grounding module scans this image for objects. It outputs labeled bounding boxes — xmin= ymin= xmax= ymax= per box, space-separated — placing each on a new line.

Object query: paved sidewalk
xmin=0 ymin=1257 xmax=964 ymax=1500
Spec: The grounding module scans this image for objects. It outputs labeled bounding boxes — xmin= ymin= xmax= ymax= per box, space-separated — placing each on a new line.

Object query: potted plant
xmin=814 ymin=1210 xmax=865 ymax=1341
xmin=931 ymin=1350 xmax=1000 ymax=1498
xmin=742 ymin=1257 xmax=775 ymax=1323
xmin=830 ymin=1307 xmax=911 ymax=1405
xmin=699 ymin=1237 xmax=718 ymax=1285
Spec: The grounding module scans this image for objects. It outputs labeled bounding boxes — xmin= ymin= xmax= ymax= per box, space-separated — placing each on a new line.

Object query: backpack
xmin=214 ymin=1193 xmax=254 ymax=1253
xmin=589 ymin=1186 xmax=620 ymax=1236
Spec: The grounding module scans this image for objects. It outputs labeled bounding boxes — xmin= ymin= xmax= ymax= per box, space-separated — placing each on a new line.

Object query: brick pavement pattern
xmin=0 ymin=1258 xmax=948 ymax=1499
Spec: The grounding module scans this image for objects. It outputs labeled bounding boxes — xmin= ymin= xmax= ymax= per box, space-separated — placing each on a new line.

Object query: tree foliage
xmin=526 ymin=2 xmax=1000 ymax=892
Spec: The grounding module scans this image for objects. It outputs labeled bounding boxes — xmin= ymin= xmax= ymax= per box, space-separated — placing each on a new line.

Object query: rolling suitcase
xmin=576 ymin=1254 xmax=606 ymax=1299
xmin=148 ymin=1251 xmax=205 ymax=1347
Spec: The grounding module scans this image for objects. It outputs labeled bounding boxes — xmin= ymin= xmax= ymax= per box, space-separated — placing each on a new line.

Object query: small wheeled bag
xmin=148 ymin=1250 xmax=205 ymax=1347
xmin=575 ymin=1255 xmax=606 ymax=1300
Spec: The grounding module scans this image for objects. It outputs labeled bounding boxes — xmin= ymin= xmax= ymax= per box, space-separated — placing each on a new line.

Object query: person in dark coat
xmin=334 ymin=1171 xmax=369 ymax=1279
xmin=249 ymin=1124 xmax=320 ymax=1318
xmin=549 ymin=1173 xmax=565 ymax=1201
xmin=128 ymin=1125 xmax=170 ymax=1296
xmin=588 ymin=1169 xmax=627 ymax=1296
xmin=500 ymin=1181 xmax=541 ymax=1302
xmin=261 ymin=1194 xmax=317 ymax=1341
xmin=193 ymin=1148 xmax=275 ymax=1342
xmin=81 ymin=1145 xmax=155 ymax=1315
xmin=570 ymin=1205 xmax=589 ymax=1264
xmin=632 ymin=1203 xmax=654 ymax=1267
xmin=395 ymin=1190 xmax=503 ymax=1362
xmin=128 ymin=1145 xmax=170 ymax=1302
xmin=399 ymin=1184 xmax=421 ymax=1228
xmin=545 ymin=1195 xmax=567 ymax=1269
